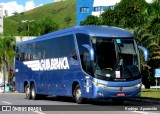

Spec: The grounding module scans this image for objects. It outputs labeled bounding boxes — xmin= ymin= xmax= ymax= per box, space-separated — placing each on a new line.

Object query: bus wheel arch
xmin=72 ymin=82 xmax=85 ymax=104
xmin=24 ymin=81 xmax=28 ymax=92
xmin=72 ymin=81 xmax=79 ymax=97
xmin=24 ymin=81 xmax=31 ymax=100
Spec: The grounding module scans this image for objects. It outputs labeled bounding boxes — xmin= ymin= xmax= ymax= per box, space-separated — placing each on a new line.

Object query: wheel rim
xmin=26 ymin=86 xmax=30 ymax=97
xmin=31 ymin=87 xmax=35 ymax=98
xmin=75 ymin=88 xmax=81 ymax=101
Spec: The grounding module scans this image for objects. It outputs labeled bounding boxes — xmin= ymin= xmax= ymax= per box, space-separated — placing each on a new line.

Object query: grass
xmin=141 ymin=89 xmax=160 ymax=99
xmin=3 ymin=0 xmax=76 ymax=35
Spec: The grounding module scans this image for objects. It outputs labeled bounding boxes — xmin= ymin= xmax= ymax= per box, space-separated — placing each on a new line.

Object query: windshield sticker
xmin=115 ymin=71 xmax=121 ymax=78
xmin=116 ymin=39 xmax=121 ymax=43
xmin=23 ymin=57 xmax=70 ymax=71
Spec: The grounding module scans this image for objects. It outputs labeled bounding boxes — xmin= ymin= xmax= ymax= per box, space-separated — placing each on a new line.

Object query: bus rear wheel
xmin=25 ymin=84 xmax=31 ymax=100
xmin=74 ymin=84 xmax=85 ymax=104
xmin=31 ymin=84 xmax=38 ymax=100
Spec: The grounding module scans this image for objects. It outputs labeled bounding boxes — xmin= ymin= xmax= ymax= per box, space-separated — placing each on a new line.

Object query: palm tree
xmin=147 ymin=0 xmax=160 ymax=44
xmin=152 ymin=0 xmax=160 ymax=18
xmin=133 ymin=27 xmax=159 ymax=60
xmin=133 ymin=27 xmax=159 ymax=88
xmin=0 ymin=34 xmax=16 ymax=89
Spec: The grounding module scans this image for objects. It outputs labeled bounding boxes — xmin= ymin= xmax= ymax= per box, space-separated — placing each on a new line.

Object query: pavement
xmin=1 ymin=91 xmax=160 ymax=104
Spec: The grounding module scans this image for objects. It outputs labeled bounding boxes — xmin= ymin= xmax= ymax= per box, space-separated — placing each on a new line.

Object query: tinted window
xmin=17 ymin=35 xmax=76 ymax=61
xmin=76 ymin=33 xmax=92 ymax=74
xmin=35 ymin=35 xmax=75 ymax=59
xmin=15 ymin=46 xmax=20 ymax=60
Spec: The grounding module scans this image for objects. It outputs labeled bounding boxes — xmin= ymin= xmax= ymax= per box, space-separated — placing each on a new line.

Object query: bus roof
xmin=17 ymin=26 xmax=133 ymax=46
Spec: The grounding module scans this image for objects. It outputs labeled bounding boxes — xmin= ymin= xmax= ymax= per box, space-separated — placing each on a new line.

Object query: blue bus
xmin=15 ymin=26 xmax=148 ymax=104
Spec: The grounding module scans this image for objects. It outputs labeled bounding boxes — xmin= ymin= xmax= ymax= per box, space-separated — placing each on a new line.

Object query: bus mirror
xmin=138 ymin=46 xmax=148 ymax=61
xmin=82 ymin=44 xmax=94 ymax=61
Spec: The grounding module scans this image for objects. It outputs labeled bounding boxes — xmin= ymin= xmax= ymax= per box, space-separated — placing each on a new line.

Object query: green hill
xmin=3 ymin=0 xmax=76 ymax=36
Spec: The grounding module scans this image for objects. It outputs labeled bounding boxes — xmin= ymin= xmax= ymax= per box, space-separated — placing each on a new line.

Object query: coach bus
xmin=15 ymin=26 xmax=148 ymax=104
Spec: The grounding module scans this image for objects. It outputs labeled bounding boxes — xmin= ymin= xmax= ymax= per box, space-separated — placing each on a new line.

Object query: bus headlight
xmin=134 ymin=83 xmax=142 ymax=88
xmin=92 ymin=81 xmax=107 ymax=89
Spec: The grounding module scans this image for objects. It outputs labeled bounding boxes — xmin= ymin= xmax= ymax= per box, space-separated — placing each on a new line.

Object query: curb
xmin=0 ymin=91 xmax=19 ymax=94
xmin=128 ymin=98 xmax=160 ymax=104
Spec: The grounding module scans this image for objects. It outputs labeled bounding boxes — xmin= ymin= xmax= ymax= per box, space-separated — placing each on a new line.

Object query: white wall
xmin=0 ymin=5 xmax=3 ymax=34
xmin=15 ymin=36 xmax=36 ymax=43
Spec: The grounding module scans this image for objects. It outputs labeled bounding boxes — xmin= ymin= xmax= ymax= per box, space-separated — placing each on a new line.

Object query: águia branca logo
xmin=23 ymin=57 xmax=70 ymax=71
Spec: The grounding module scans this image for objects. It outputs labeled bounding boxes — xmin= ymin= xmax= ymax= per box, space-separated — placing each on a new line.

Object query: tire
xmin=30 ymin=84 xmax=38 ymax=100
xmin=25 ymin=84 xmax=31 ymax=100
xmin=74 ymin=84 xmax=85 ymax=104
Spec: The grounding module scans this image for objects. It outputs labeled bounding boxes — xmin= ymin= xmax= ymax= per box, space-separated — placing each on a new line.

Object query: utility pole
xmin=3 ymin=59 xmax=6 ymax=93
xmin=21 ymin=20 xmax=35 ymax=37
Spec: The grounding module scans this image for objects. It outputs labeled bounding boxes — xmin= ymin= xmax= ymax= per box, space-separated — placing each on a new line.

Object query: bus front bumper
xmin=91 ymin=82 xmax=141 ymax=99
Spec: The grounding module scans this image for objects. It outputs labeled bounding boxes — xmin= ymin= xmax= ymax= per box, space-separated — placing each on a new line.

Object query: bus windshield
xmin=92 ymin=37 xmax=140 ymax=81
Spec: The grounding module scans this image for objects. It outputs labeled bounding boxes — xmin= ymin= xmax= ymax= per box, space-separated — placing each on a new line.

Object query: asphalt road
xmin=0 ymin=93 xmax=160 ymax=114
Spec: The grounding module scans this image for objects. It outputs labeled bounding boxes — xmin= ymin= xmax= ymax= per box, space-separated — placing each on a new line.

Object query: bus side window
xmin=82 ymin=51 xmax=91 ymax=74
xmin=15 ymin=54 xmax=20 ymax=61
xmin=76 ymin=33 xmax=92 ymax=74
xmin=20 ymin=52 xmax=25 ymax=61
xmin=15 ymin=47 xmax=20 ymax=61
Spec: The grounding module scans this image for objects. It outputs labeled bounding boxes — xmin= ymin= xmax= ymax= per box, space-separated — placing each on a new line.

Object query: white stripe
xmin=34 ymin=111 xmax=46 ymax=114
xmin=2 ymin=101 xmax=12 ymax=105
xmin=133 ymin=111 xmax=148 ymax=114
xmin=133 ymin=111 xmax=159 ymax=114
xmin=93 ymin=0 xmax=120 ymax=6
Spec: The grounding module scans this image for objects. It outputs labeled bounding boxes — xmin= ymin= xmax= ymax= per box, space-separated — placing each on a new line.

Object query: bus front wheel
xmin=25 ymin=84 xmax=31 ymax=100
xmin=74 ymin=84 xmax=85 ymax=104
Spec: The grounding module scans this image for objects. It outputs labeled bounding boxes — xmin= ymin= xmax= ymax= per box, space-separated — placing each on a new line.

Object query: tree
xmin=29 ymin=17 xmax=59 ymax=36
xmin=64 ymin=16 xmax=72 ymax=25
xmin=18 ymin=17 xmax=59 ymax=36
xmin=148 ymin=0 xmax=160 ymax=19
xmin=133 ymin=27 xmax=159 ymax=88
xmin=101 ymin=8 xmax=118 ymax=26
xmin=80 ymin=15 xmax=101 ymax=25
xmin=147 ymin=0 xmax=160 ymax=45
xmin=17 ymin=22 xmax=28 ymax=36
xmin=0 ymin=34 xmax=16 ymax=89
xmin=101 ymin=0 xmax=148 ymax=28
xmin=147 ymin=17 xmax=160 ymax=45
xmin=133 ymin=27 xmax=158 ymax=52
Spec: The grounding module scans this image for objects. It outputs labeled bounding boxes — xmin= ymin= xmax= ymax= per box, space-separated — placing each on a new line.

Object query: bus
xmin=15 ymin=26 xmax=148 ymax=104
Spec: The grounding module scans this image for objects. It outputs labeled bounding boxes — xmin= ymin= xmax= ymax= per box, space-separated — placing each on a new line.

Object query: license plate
xmin=117 ymin=93 xmax=125 ymax=97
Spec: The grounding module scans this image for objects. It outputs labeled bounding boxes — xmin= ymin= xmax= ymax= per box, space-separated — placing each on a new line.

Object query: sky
xmin=0 ymin=0 xmax=155 ymax=16
xmin=0 ymin=0 xmax=62 ymax=16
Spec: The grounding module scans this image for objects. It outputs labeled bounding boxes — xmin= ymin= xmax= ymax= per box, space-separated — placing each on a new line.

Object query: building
xmin=0 ymin=5 xmax=3 ymax=33
xmin=15 ymin=36 xmax=36 ymax=43
xmin=76 ymin=0 xmax=120 ymax=25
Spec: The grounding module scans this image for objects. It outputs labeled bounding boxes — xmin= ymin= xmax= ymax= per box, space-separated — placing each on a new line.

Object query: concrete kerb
xmin=127 ymin=97 xmax=160 ymax=104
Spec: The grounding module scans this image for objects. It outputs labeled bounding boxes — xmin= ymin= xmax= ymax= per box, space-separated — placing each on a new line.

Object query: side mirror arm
xmin=82 ymin=44 xmax=94 ymax=61
xmin=138 ymin=46 xmax=149 ymax=61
